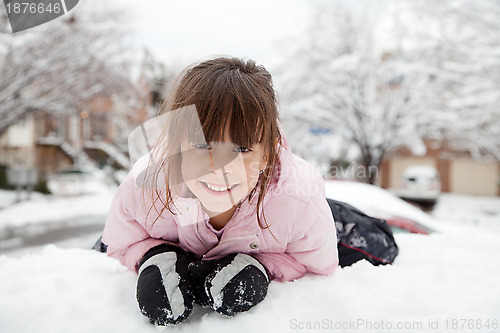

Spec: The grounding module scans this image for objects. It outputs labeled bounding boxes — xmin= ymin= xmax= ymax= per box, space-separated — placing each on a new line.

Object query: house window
xmin=92 ymin=114 xmax=107 ymax=140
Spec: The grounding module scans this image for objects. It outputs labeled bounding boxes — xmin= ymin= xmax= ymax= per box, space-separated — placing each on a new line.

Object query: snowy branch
xmin=0 ymin=5 xmax=136 ymax=136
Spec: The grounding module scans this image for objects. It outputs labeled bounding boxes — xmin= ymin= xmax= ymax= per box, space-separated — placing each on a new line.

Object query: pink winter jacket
xmin=102 ymin=136 xmax=338 ymax=282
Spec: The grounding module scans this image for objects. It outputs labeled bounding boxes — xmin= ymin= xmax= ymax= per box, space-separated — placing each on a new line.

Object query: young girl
xmin=101 ymin=57 xmax=338 ymax=326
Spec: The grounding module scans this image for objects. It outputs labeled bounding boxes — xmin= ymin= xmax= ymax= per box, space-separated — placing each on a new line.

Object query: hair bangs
xmin=227 ymin=98 xmax=266 ymax=149
xmin=197 ymin=80 xmax=266 ymax=149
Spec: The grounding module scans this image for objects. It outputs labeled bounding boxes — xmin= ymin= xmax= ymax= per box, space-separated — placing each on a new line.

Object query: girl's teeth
xmin=204 ymin=182 xmax=234 ymax=191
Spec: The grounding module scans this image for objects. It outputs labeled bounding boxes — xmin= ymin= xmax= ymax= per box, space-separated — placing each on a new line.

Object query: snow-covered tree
xmin=0 ymin=3 xmax=135 ymax=136
xmin=279 ymin=0 xmax=500 ymax=184
xmin=408 ymin=0 xmax=500 ymax=160
xmin=279 ymin=1 xmax=427 ymax=183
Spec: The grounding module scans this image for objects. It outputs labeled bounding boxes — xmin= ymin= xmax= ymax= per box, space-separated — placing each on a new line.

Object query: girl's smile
xmin=200 ymin=180 xmax=239 ymax=193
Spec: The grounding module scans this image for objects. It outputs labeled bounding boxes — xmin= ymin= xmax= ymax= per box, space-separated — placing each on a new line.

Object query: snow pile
xmin=1 ymin=222 xmax=499 ymax=333
xmin=0 ymin=246 xmax=138 ymax=333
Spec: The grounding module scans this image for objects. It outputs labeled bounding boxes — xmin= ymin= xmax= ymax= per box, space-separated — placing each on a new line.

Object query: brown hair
xmin=145 ymin=57 xmax=282 ymax=231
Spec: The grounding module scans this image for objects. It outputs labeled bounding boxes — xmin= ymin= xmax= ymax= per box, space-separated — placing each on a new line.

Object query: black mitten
xmin=136 ymin=244 xmax=194 ymax=326
xmin=189 ymin=253 xmax=270 ymax=317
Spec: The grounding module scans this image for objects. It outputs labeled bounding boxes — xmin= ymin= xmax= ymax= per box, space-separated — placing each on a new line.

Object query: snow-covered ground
xmin=1 ymin=186 xmax=500 ymax=333
xmin=0 ymin=187 xmax=116 ymax=255
xmin=0 ymin=184 xmax=116 ymax=230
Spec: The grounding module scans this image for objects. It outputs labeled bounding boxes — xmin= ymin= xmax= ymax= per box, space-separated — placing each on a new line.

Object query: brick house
xmin=0 ymin=94 xmax=150 ymax=185
xmin=379 ymin=139 xmax=500 ymax=196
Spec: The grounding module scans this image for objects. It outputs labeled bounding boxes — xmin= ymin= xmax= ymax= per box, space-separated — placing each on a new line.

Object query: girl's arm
xmin=254 ymin=196 xmax=338 ymax=282
xmin=102 ymin=172 xmax=171 ymax=272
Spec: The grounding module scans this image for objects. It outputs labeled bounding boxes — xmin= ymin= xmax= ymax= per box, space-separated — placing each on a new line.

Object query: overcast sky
xmin=100 ymin=0 xmax=316 ymax=71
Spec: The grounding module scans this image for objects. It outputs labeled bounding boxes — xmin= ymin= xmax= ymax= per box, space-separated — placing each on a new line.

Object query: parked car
xmin=47 ymin=167 xmax=114 ymax=196
xmin=383 ymin=216 xmax=433 ymax=235
xmin=398 ymin=165 xmax=441 ymax=208
xmin=324 ymin=178 xmax=435 ymax=234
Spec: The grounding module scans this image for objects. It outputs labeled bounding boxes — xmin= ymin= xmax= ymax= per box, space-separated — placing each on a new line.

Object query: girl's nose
xmin=210 ymin=152 xmax=232 ymax=175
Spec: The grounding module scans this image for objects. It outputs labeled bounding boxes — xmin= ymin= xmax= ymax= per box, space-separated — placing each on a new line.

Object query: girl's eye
xmin=234 ymin=146 xmax=252 ymax=153
xmin=192 ymin=143 xmax=251 ymax=153
xmin=193 ymin=143 xmax=211 ymax=149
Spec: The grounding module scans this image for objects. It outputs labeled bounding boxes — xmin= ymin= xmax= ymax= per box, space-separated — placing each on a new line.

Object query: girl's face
xmin=180 ymin=132 xmax=267 ymax=216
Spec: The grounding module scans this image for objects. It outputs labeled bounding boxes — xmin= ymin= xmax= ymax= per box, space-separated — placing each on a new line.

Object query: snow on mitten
xmin=186 ymin=259 xmax=215 ymax=307
xmin=190 ymin=253 xmax=269 ymax=317
xmin=136 ymin=244 xmax=194 ymax=326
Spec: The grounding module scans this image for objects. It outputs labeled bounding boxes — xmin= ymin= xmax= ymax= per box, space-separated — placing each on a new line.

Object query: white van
xmin=398 ymin=165 xmax=441 ymax=208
